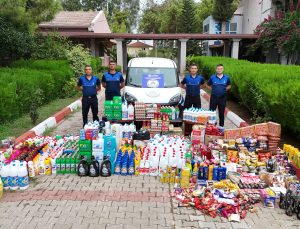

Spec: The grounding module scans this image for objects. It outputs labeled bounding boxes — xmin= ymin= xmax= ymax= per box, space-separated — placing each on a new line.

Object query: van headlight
xmin=125 ymin=92 xmax=137 ymax=103
xmin=169 ymin=94 xmax=181 ymax=104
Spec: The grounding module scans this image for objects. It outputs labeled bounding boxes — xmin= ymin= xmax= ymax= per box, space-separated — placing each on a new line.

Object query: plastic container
xmin=128 ymin=104 xmax=134 ymax=120
xmin=44 ymin=157 xmax=52 ymax=175
xmin=8 ymin=163 xmax=19 ymax=190
xmin=18 ymin=162 xmax=29 ymax=190
xmin=0 ymin=178 xmax=3 ymax=199
xmin=93 ymin=138 xmax=104 ymax=151
xmin=122 ymin=102 xmax=128 ymax=120
xmin=0 ymin=164 xmax=10 ymax=190
xmin=28 ymin=161 xmax=35 ymax=177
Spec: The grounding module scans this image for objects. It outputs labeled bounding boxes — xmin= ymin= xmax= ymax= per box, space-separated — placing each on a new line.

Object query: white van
xmin=124 ymin=57 xmax=182 ymax=105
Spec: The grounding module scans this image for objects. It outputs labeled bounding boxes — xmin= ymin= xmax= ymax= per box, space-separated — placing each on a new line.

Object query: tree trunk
xmin=222 ymin=21 xmax=227 ymax=56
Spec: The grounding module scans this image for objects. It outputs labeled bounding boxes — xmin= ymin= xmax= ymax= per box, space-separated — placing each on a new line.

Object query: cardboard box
xmin=268 ymin=122 xmax=281 ymax=137
xmin=205 ymin=134 xmax=224 ymax=145
xmin=224 ymin=129 xmax=241 ymax=140
xmin=255 ymin=123 xmax=269 ymax=136
xmin=240 ymin=126 xmax=255 ymax=138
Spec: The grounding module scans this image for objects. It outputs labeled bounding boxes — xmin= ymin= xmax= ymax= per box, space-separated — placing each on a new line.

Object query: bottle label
xmin=71 ymin=164 xmax=75 ymax=172
xmin=56 ymin=164 xmax=61 ymax=173
xmin=1 ymin=177 xmax=9 ymax=187
xmin=18 ymin=176 xmax=29 ymax=187
xmin=9 ymin=176 xmax=18 ymax=187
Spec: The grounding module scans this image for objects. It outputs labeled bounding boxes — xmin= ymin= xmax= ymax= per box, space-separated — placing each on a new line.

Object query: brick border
xmin=15 ymin=98 xmax=82 ymax=143
xmin=200 ymin=90 xmax=249 ymax=128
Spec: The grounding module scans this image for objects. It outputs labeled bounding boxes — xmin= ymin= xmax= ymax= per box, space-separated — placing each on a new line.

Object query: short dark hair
xmin=190 ymin=63 xmax=198 ymax=68
xmin=216 ymin=64 xmax=224 ymax=67
xmin=109 ymin=60 xmax=117 ymax=65
xmin=85 ymin=65 xmax=92 ymax=69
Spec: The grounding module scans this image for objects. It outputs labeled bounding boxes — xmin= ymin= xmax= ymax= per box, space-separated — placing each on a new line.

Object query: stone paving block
xmin=89 ymin=224 xmax=107 ymax=229
xmin=215 ymin=222 xmax=233 ymax=229
xmin=116 ymin=217 xmax=133 ymax=225
xmin=53 ymin=223 xmax=71 ymax=229
xmin=133 ymin=217 xmax=149 ymax=226
xmin=99 ymin=217 xmax=116 ymax=224
xmin=149 ymin=218 xmax=166 ymax=226
xmin=109 ymin=211 xmax=125 ymax=219
xmin=65 ymin=216 xmax=83 ymax=225
xmin=35 ymin=223 xmax=55 ymax=229
xmin=82 ymin=217 xmax=99 ymax=225
xmin=182 ymin=221 xmax=200 ymax=228
xmin=198 ymin=221 xmax=217 ymax=229
xmin=16 ymin=222 xmax=38 ymax=229
xmin=189 ymin=214 xmax=206 ymax=221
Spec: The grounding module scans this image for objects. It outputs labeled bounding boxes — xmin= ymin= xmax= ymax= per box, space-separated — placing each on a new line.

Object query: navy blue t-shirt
xmin=181 ymin=74 xmax=205 ymax=96
xmin=207 ymin=74 xmax=231 ymax=97
xmin=77 ymin=75 xmax=100 ymax=97
xmin=102 ymin=71 xmax=124 ymax=97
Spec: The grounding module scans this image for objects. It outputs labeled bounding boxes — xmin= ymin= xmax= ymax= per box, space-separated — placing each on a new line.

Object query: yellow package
xmin=0 ymin=178 xmax=3 ymax=199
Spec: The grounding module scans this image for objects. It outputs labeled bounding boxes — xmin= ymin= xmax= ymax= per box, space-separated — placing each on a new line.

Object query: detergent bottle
xmin=77 ymin=156 xmax=89 ymax=177
xmin=0 ymin=164 xmax=10 ymax=190
xmin=18 ymin=162 xmax=29 ymax=190
xmin=0 ymin=178 xmax=3 ymax=199
xmin=114 ymin=149 xmax=123 ymax=175
xmin=89 ymin=156 xmax=100 ymax=177
xmin=128 ymin=150 xmax=135 ymax=176
xmin=8 ymin=163 xmax=19 ymax=190
xmin=100 ymin=156 xmax=112 ymax=177
xmin=44 ymin=157 xmax=52 ymax=175
xmin=28 ymin=161 xmax=35 ymax=177
xmin=128 ymin=103 xmax=134 ymax=120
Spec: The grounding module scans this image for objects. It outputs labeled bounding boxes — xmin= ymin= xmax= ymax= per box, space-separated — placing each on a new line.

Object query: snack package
xmin=240 ymin=126 xmax=255 ymax=138
xmin=224 ymin=129 xmax=241 ymax=140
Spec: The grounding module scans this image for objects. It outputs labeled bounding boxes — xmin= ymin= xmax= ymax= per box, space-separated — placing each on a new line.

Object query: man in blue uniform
xmin=77 ymin=65 xmax=101 ymax=127
xmin=206 ymin=64 xmax=231 ymax=127
xmin=102 ymin=61 xmax=125 ymax=100
xmin=181 ymin=63 xmax=205 ymax=109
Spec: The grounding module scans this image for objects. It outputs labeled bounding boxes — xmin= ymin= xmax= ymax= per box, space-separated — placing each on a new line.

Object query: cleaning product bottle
xmin=128 ymin=103 xmax=134 ymax=120
xmin=18 ymin=162 xmax=29 ymax=190
xmin=8 ymin=163 xmax=19 ymax=190
xmin=77 ymin=156 xmax=89 ymax=177
xmin=208 ymin=165 xmax=214 ymax=180
xmin=114 ymin=149 xmax=123 ymax=175
xmin=44 ymin=157 xmax=52 ymax=175
xmin=100 ymin=156 xmax=111 ymax=177
xmin=51 ymin=158 xmax=56 ymax=175
xmin=0 ymin=164 xmax=10 ymax=190
xmin=121 ymin=150 xmax=129 ymax=176
xmin=0 ymin=178 xmax=3 ymax=199
xmin=134 ymin=149 xmax=141 ymax=176
xmin=128 ymin=150 xmax=135 ymax=176
xmin=89 ymin=156 xmax=100 ymax=177
xmin=213 ymin=166 xmax=219 ymax=181
xmin=122 ymin=101 xmax=128 ymax=120
xmin=28 ymin=161 xmax=35 ymax=178
xmin=70 ymin=157 xmax=76 ymax=174
xmin=55 ymin=157 xmax=61 ymax=175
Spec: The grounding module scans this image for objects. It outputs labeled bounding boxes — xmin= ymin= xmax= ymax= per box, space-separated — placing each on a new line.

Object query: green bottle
xmin=65 ymin=156 xmax=71 ymax=174
xmin=71 ymin=157 xmax=76 ymax=174
xmin=61 ymin=156 xmax=66 ymax=175
xmin=56 ymin=157 xmax=61 ymax=175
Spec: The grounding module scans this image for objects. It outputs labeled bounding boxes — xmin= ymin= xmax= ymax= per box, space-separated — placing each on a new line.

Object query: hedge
xmin=190 ymin=56 xmax=300 ymax=136
xmin=0 ymin=60 xmax=73 ymax=123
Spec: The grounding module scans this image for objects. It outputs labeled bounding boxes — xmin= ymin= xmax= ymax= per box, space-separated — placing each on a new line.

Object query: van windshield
xmin=126 ymin=67 xmax=178 ymax=88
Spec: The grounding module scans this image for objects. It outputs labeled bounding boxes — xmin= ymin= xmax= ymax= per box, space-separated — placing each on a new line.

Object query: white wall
xmin=240 ymin=0 xmax=274 ymax=34
xmin=91 ymin=11 xmax=111 ymax=33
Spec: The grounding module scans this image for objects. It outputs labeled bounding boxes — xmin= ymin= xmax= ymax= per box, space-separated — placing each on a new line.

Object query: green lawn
xmin=0 ymin=96 xmax=79 ymax=140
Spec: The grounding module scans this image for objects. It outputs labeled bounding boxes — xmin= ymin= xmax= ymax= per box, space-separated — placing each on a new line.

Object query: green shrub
xmin=189 ymin=56 xmax=300 ymax=136
xmin=0 ymin=60 xmax=74 ymax=124
xmin=66 ymin=45 xmax=91 ymax=77
xmin=90 ymin=57 xmax=101 ymax=73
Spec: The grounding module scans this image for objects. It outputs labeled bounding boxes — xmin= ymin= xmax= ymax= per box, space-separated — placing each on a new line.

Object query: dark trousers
xmin=105 ymin=94 xmax=119 ymax=101
xmin=184 ymin=95 xmax=201 ymax=109
xmin=209 ymin=95 xmax=227 ymax=127
xmin=82 ymin=96 xmax=99 ymax=127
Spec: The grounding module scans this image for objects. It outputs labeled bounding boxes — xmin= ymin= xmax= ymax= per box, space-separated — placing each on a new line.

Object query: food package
xmin=224 ymin=129 xmax=241 ymax=140
xmin=254 ymin=123 xmax=268 ymax=136
xmin=240 ymin=126 xmax=255 ymax=138
xmin=267 ymin=122 xmax=281 ymax=137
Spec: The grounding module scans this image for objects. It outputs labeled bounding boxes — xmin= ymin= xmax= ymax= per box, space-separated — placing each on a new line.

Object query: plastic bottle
xmin=128 ymin=150 xmax=135 ymax=176
xmin=77 ymin=156 xmax=89 ymax=176
xmin=55 ymin=157 xmax=61 ymax=175
xmin=28 ymin=161 xmax=35 ymax=178
xmin=0 ymin=178 xmax=3 ymax=199
xmin=100 ymin=156 xmax=112 ymax=177
xmin=128 ymin=104 xmax=135 ymax=120
xmin=39 ymin=156 xmax=45 ymax=175
xmin=114 ymin=150 xmax=123 ymax=175
xmin=93 ymin=138 xmax=104 ymax=151
xmin=51 ymin=158 xmax=56 ymax=175
xmin=121 ymin=151 xmax=129 ymax=176
xmin=18 ymin=163 xmax=29 ymax=190
xmin=0 ymin=164 xmax=10 ymax=190
xmin=122 ymin=101 xmax=128 ymax=120
xmin=44 ymin=157 xmax=52 ymax=175
xmin=89 ymin=156 xmax=100 ymax=177
xmin=8 ymin=163 xmax=19 ymax=190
